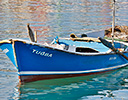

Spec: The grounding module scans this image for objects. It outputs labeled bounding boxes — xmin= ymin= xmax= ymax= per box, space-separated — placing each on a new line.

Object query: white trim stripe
xmin=18 ymin=63 xmax=128 ymax=75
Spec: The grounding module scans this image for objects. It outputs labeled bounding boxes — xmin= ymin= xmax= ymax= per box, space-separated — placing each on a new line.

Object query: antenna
xmin=112 ymin=0 xmax=116 ymax=46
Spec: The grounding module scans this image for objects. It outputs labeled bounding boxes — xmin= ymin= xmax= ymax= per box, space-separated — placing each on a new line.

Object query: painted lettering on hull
xmin=109 ymin=57 xmax=116 ymax=60
xmin=3 ymin=48 xmax=9 ymax=54
xmin=32 ymin=49 xmax=52 ymax=57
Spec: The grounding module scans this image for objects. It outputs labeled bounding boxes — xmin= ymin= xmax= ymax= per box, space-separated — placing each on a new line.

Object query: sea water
xmin=0 ymin=0 xmax=128 ymax=100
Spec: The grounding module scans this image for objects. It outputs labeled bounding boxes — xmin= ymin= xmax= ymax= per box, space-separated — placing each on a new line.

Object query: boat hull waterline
xmin=0 ymin=39 xmax=128 ymax=83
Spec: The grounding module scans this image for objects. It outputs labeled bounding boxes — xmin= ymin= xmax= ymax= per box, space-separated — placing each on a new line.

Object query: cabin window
xmin=76 ymin=47 xmax=99 ymax=53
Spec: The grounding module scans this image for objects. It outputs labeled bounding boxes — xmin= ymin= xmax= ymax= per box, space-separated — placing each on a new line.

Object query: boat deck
xmin=59 ymin=39 xmax=110 ymax=53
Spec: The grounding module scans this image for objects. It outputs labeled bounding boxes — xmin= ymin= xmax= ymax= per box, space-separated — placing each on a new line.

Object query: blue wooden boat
xmin=0 ymin=35 xmax=128 ymax=84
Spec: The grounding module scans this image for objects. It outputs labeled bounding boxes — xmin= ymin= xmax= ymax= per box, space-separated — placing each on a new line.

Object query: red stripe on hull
xmin=19 ymin=70 xmax=112 ymax=84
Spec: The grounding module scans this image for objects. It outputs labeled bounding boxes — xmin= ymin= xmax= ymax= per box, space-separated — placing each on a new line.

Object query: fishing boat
xmin=1 ymin=0 xmax=128 ymax=84
xmin=0 ymin=29 xmax=128 ymax=84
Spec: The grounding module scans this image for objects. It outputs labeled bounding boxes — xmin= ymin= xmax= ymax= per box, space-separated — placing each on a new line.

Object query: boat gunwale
xmin=1 ymin=38 xmax=128 ymax=56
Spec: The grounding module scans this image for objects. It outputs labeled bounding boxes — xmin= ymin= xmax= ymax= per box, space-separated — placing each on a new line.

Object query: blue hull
xmin=0 ymin=39 xmax=128 ymax=83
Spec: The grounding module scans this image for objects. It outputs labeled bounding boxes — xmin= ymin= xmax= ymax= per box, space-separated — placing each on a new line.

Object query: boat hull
xmin=19 ymin=65 xmax=127 ymax=83
xmin=0 ymin=39 xmax=128 ymax=84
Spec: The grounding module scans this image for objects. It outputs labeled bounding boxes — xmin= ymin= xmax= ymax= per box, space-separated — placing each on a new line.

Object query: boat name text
xmin=32 ymin=49 xmax=53 ymax=57
xmin=109 ymin=57 xmax=116 ymax=60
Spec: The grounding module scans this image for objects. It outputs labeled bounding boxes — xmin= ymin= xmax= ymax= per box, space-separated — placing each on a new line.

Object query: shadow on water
xmin=18 ymin=66 xmax=128 ymax=100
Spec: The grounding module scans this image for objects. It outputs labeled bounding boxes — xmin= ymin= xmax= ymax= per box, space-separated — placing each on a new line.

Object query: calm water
xmin=0 ymin=0 xmax=128 ymax=100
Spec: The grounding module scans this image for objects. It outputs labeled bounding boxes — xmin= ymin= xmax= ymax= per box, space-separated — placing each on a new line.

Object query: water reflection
xmin=0 ymin=0 xmax=113 ymax=42
xmin=18 ymin=67 xmax=128 ymax=100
